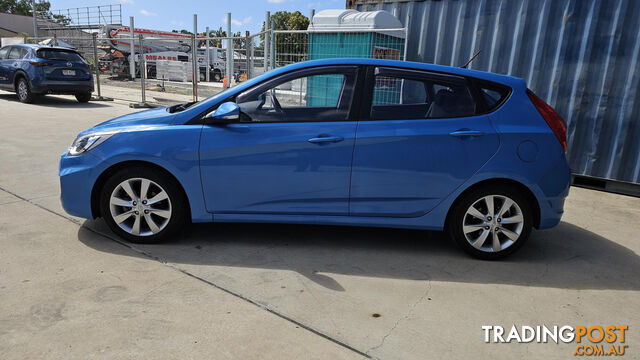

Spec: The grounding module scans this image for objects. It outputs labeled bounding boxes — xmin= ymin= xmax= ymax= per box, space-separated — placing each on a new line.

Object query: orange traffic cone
xmin=223 ymin=75 xmax=228 ymax=87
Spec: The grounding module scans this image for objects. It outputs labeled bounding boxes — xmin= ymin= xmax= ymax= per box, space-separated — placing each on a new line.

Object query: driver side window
xmin=236 ymin=68 xmax=357 ymax=123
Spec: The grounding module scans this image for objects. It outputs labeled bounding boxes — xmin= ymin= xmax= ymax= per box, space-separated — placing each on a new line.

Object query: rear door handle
xmin=449 ymin=130 xmax=485 ymax=137
xmin=308 ymin=136 xmax=344 ymax=144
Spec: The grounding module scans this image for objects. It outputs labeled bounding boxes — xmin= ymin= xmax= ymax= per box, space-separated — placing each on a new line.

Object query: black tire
xmin=212 ymin=70 xmax=221 ymax=82
xmin=447 ymin=184 xmax=533 ymax=260
xmin=75 ymin=92 xmax=92 ymax=103
xmin=16 ymin=77 xmax=34 ymax=103
xmin=100 ymin=167 xmax=187 ymax=244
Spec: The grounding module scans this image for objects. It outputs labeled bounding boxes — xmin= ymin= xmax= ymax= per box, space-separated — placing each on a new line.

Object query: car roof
xmin=271 ymin=58 xmax=525 ymax=88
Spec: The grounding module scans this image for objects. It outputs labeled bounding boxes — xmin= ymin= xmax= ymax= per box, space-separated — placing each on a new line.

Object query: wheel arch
xmin=444 ymin=178 xmax=541 ymax=230
xmin=13 ymin=70 xmax=29 ymax=89
xmin=90 ymin=160 xmax=191 ymax=221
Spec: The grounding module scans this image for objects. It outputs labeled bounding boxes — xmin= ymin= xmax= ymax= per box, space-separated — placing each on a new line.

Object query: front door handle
xmin=449 ymin=130 xmax=485 ymax=137
xmin=308 ymin=136 xmax=344 ymax=144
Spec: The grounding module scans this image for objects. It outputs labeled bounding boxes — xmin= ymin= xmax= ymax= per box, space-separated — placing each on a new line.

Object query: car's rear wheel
xmin=448 ymin=185 xmax=533 ymax=260
xmin=100 ymin=167 xmax=187 ymax=243
xmin=75 ymin=92 xmax=91 ymax=103
xmin=16 ymin=78 xmax=34 ymax=103
xmin=212 ymin=70 xmax=221 ymax=82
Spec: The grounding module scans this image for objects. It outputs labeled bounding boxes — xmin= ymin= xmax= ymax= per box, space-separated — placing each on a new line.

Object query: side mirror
xmin=205 ymin=102 xmax=240 ymax=123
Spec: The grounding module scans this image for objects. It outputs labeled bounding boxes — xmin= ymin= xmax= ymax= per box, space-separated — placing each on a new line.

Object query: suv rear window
xmin=36 ymin=49 xmax=84 ymax=62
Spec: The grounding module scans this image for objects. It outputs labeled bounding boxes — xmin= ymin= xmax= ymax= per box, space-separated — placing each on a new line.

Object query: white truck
xmin=99 ymin=25 xmax=227 ymax=81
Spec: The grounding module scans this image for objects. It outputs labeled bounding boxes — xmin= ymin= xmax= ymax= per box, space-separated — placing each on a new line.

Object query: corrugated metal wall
xmin=354 ymin=0 xmax=640 ymax=184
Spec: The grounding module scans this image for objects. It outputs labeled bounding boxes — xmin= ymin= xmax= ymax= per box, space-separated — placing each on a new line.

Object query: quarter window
xmin=371 ymin=72 xmax=476 ymax=120
xmin=478 ymin=82 xmax=511 ymax=112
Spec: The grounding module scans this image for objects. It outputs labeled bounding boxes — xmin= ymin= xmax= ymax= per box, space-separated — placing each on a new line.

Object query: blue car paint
xmin=199 ymin=121 xmax=357 ymax=215
xmin=349 ymin=114 xmax=500 ymax=217
xmin=59 ymin=58 xmax=570 ymax=232
xmin=0 ymin=44 xmax=93 ymax=95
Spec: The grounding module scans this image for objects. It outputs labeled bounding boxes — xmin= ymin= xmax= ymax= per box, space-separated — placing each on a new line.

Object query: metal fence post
xmin=192 ymin=33 xmax=198 ymax=101
xmin=264 ymin=11 xmax=270 ymax=71
xmin=53 ymin=34 xmax=58 ymax=46
xmin=91 ymin=32 xmax=113 ymax=101
xmin=245 ymin=31 xmax=251 ymax=80
xmin=129 ymin=16 xmax=135 ymax=79
xmin=205 ymin=26 xmax=210 ymax=82
xmin=226 ymin=12 xmax=233 ymax=89
xmin=139 ymin=34 xmax=145 ymax=103
xmin=92 ymin=33 xmax=101 ymax=98
xmin=270 ymin=20 xmax=275 ymax=70
xmin=192 ymin=14 xmax=198 ymax=101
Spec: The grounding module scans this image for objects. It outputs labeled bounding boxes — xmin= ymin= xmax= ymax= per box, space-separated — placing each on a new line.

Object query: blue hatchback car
xmin=59 ymin=59 xmax=570 ymax=259
xmin=0 ymin=44 xmax=93 ymax=103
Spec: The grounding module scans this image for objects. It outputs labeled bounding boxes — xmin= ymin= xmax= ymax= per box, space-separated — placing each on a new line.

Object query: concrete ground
xmin=0 ymin=91 xmax=638 ymax=359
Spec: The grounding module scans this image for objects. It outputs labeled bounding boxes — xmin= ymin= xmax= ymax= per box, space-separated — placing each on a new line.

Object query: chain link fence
xmin=11 ymin=24 xmax=405 ymax=105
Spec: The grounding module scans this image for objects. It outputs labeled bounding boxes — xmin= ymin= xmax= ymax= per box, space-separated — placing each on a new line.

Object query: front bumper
xmin=59 ymin=151 xmax=104 ymax=219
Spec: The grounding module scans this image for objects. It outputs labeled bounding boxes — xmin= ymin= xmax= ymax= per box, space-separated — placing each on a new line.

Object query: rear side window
xmin=477 ymin=82 xmax=511 ymax=112
xmin=0 ymin=47 xmax=9 ymax=59
xmin=371 ymin=71 xmax=476 ymax=120
xmin=36 ymin=49 xmax=83 ymax=62
xmin=7 ymin=47 xmax=26 ymax=59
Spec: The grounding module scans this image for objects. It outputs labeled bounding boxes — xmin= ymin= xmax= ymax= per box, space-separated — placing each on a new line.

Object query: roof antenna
xmin=461 ymin=50 xmax=481 ymax=69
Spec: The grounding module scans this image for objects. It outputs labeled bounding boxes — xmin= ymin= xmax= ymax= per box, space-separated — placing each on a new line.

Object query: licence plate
xmin=62 ymin=70 xmax=76 ymax=76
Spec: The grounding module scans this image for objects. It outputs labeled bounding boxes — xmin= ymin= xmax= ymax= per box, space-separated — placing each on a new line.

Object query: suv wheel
xmin=100 ymin=167 xmax=187 ymax=243
xmin=448 ymin=185 xmax=533 ymax=260
xmin=75 ymin=92 xmax=92 ymax=103
xmin=16 ymin=78 xmax=34 ymax=103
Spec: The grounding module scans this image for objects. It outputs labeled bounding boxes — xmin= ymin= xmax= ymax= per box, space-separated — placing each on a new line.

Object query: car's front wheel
xmin=448 ymin=185 xmax=533 ymax=260
xmin=100 ymin=167 xmax=187 ymax=243
xmin=16 ymin=78 xmax=34 ymax=103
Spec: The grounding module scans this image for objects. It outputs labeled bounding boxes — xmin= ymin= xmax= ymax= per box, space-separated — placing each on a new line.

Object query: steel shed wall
xmin=354 ymin=0 xmax=640 ymax=184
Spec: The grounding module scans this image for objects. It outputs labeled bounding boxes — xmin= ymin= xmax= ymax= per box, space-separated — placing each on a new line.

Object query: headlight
xmin=67 ymin=131 xmax=119 ymax=156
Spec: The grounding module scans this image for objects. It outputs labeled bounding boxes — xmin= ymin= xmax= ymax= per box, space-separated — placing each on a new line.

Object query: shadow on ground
xmin=0 ymin=93 xmax=111 ymax=108
xmin=78 ymin=220 xmax=640 ymax=291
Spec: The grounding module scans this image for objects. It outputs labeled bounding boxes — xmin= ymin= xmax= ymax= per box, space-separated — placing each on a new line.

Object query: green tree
xmin=0 ymin=0 xmax=70 ymax=25
xmin=260 ymin=11 xmax=309 ymax=64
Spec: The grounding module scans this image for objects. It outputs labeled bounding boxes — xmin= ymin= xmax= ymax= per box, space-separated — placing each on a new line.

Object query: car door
xmin=199 ymin=65 xmax=359 ymax=215
xmin=0 ymin=47 xmax=13 ymax=89
xmin=349 ymin=66 xmax=500 ymax=217
xmin=4 ymin=47 xmax=25 ymax=86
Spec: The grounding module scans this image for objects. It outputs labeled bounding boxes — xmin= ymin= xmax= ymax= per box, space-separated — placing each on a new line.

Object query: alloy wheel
xmin=462 ymin=195 xmax=524 ymax=253
xmin=109 ymin=177 xmax=172 ymax=236
xmin=18 ymin=81 xmax=28 ymax=101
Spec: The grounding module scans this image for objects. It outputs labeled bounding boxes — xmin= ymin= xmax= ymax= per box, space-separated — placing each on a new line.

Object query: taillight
xmin=30 ymin=61 xmax=51 ymax=67
xmin=527 ymin=89 xmax=567 ymax=152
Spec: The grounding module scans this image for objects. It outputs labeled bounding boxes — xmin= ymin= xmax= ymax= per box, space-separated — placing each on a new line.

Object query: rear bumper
xmin=536 ymin=154 xmax=571 ymax=229
xmin=31 ymin=79 xmax=94 ymax=94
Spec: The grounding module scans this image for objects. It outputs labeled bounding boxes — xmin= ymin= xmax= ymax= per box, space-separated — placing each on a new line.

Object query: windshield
xmin=37 ymin=49 xmax=84 ymax=62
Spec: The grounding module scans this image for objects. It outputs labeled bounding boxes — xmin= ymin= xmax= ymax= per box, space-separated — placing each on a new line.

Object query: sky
xmin=47 ymin=0 xmax=345 ymax=34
